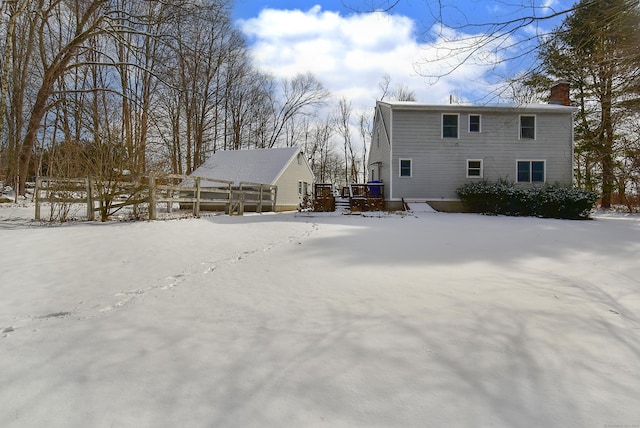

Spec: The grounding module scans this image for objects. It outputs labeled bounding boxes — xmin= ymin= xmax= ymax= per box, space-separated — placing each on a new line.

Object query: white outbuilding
xmin=187 ymin=147 xmax=314 ymax=212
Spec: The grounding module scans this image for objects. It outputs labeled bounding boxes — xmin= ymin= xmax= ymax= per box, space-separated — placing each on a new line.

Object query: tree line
xmin=0 ymin=0 xmax=378 ymax=196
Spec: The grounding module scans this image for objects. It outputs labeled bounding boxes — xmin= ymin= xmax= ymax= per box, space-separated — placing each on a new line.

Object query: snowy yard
xmin=1 ymin=206 xmax=639 ymax=427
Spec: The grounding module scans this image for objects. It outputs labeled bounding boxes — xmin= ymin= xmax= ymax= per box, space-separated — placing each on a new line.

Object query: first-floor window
xmin=399 ymin=159 xmax=412 ymax=177
xmin=298 ymin=181 xmax=303 ymax=195
xmin=517 ymin=160 xmax=545 ymax=183
xmin=467 ymin=159 xmax=483 ymax=178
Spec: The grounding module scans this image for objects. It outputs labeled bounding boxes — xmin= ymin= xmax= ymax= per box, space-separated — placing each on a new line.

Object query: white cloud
xmin=237 ymin=6 xmax=511 ymax=111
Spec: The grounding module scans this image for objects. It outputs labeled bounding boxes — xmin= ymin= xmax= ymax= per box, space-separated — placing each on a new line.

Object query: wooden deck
xmin=313 ymin=183 xmax=384 ymax=212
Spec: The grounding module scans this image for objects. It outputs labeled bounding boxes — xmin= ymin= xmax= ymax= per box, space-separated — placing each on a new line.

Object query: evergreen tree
xmin=531 ymin=0 xmax=640 ymax=208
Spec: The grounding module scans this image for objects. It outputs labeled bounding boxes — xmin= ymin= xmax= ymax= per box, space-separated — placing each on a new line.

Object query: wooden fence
xmin=34 ymin=175 xmax=277 ymax=221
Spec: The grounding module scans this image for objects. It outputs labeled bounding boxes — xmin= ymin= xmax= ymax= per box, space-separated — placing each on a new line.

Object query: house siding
xmin=274 ymin=153 xmax=315 ymax=210
xmin=367 ymin=104 xmax=392 ymax=199
xmin=380 ymin=103 xmax=574 ymax=201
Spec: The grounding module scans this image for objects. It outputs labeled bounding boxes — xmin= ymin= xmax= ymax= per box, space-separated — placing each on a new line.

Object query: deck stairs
xmin=335 ymin=197 xmax=350 ymax=213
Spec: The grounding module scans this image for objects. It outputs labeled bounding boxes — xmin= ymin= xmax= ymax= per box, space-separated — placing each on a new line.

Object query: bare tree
xmin=265 ymin=72 xmax=330 ymax=148
xmin=304 ymin=116 xmax=334 ymax=183
xmin=378 ymin=73 xmax=416 ymax=101
xmin=14 ymin=0 xmax=114 ymax=195
xmin=1 ymin=0 xmax=38 ymax=193
xmin=358 ymin=112 xmax=372 ymax=182
xmin=334 ymin=96 xmax=360 ymax=184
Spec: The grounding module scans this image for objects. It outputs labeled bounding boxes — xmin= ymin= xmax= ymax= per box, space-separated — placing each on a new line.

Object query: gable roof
xmin=189 ymin=147 xmax=303 ymax=185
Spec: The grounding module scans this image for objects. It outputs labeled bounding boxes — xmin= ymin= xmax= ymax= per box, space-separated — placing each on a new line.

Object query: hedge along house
xmin=187 ymin=147 xmax=314 ymax=212
xmin=367 ymin=81 xmax=577 ymax=212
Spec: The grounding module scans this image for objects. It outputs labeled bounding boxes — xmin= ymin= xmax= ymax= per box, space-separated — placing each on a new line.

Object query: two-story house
xmin=367 ymin=81 xmax=576 ymax=211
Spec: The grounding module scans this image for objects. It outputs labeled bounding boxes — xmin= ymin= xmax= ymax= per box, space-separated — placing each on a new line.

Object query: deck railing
xmin=349 ymin=183 xmax=385 ymax=211
xmin=313 ymin=183 xmax=336 ymax=212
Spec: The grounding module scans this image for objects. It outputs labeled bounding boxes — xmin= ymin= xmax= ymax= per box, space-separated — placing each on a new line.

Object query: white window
xmin=467 ymin=159 xmax=483 ymax=178
xmin=399 ymin=159 xmax=412 ymax=177
xmin=469 ymin=114 xmax=481 ymax=133
xmin=520 ymin=115 xmax=536 ymax=139
xmin=517 ymin=160 xmax=545 ymax=183
xmin=442 ymin=114 xmax=459 ymax=138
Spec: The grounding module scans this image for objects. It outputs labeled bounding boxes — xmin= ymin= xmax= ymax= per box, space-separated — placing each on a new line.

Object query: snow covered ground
xmin=1 ymin=205 xmax=639 ymax=428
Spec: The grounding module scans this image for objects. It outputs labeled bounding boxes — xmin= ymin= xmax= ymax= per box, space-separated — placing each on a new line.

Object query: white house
xmin=187 ymin=147 xmax=314 ymax=212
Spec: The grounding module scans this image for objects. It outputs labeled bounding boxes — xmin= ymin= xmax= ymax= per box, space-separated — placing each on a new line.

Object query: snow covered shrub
xmin=457 ymin=181 xmax=598 ymax=219
xmin=534 ymin=186 xmax=599 ymax=219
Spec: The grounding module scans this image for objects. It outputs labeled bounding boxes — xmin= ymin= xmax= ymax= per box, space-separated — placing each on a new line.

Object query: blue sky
xmin=232 ymin=1 xmax=571 ymax=111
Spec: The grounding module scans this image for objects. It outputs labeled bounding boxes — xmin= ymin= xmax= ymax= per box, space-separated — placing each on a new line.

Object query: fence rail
xmin=35 ymin=174 xmax=277 ymax=221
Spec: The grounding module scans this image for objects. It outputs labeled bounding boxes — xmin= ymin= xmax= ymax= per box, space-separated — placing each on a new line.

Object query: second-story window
xmin=469 ymin=115 xmax=481 ymax=133
xmin=442 ymin=114 xmax=459 ymax=138
xmin=520 ymin=115 xmax=536 ymax=139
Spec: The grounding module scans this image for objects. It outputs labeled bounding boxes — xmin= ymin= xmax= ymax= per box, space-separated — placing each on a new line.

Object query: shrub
xmin=456 ymin=180 xmax=598 ymax=219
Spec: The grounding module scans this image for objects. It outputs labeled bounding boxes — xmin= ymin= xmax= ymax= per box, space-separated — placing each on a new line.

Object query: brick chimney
xmin=550 ymin=80 xmax=570 ymax=106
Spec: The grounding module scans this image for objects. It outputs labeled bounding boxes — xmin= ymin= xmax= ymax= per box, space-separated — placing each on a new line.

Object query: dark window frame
xmin=520 ymin=115 xmax=536 ymax=140
xmin=517 ymin=160 xmax=545 ymax=183
xmin=442 ymin=113 xmax=459 ymax=139
xmin=469 ymin=114 xmax=481 ymax=133
xmin=399 ymin=159 xmax=412 ymax=178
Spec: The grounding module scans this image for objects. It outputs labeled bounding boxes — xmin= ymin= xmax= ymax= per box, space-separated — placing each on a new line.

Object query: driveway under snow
xmin=1 ymin=209 xmax=639 ymax=427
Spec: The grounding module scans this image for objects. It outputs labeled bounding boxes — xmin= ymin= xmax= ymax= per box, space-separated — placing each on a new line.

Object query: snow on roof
xmin=189 ymin=147 xmax=301 ymax=185
xmin=378 ymin=100 xmax=577 ymax=112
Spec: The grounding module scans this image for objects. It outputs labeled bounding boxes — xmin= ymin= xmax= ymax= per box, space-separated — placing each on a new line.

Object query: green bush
xmin=456 ymin=180 xmax=598 ymax=219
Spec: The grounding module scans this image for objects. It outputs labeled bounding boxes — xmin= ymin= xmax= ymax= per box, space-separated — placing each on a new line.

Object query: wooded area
xmin=0 ymin=0 xmax=365 ymax=198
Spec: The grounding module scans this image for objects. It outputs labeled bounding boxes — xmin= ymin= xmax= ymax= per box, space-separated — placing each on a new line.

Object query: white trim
xmin=441 ymin=113 xmax=459 ymax=139
xmin=466 ymin=159 xmax=483 ymax=178
xmin=519 ymin=114 xmax=536 ymax=140
xmin=516 ymin=159 xmax=546 ymax=183
xmin=399 ymin=158 xmax=412 ymax=178
xmin=468 ymin=114 xmax=481 ymax=133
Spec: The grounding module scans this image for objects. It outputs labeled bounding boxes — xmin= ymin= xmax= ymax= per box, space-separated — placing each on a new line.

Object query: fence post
xmin=239 ymin=183 xmax=244 ymax=215
xmin=86 ymin=178 xmax=94 ymax=221
xmin=166 ymin=176 xmax=173 ymax=214
xmin=225 ymin=183 xmax=231 ymax=214
xmin=257 ymin=185 xmax=263 ymax=213
xmin=34 ymin=177 xmax=41 ymax=220
xmin=148 ymin=174 xmax=156 ymax=220
xmin=132 ymin=177 xmax=139 ymax=218
xmin=272 ymin=186 xmax=277 ymax=211
xmin=194 ymin=177 xmax=201 ymax=217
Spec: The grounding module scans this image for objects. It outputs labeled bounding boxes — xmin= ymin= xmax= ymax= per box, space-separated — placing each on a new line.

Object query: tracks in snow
xmin=2 ymin=222 xmax=319 ymax=338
